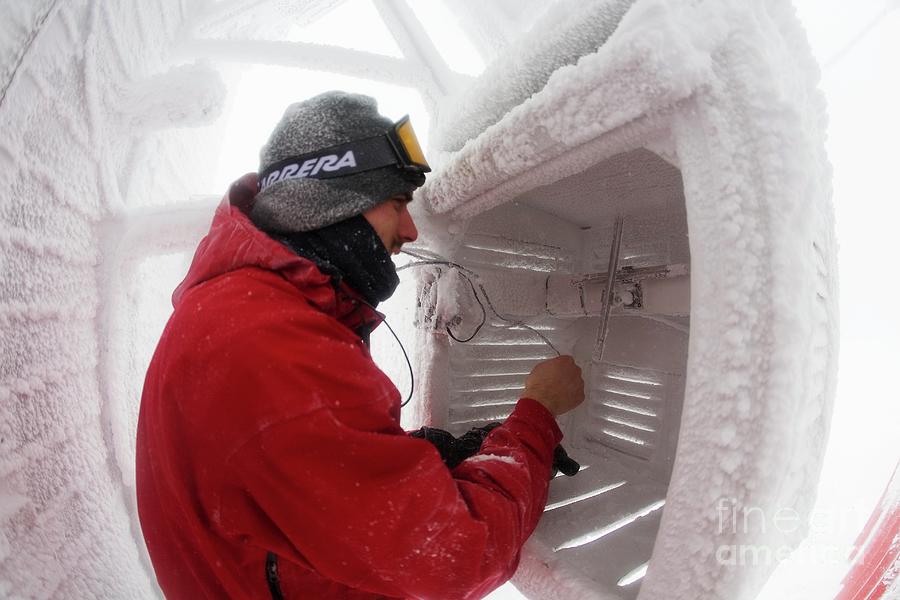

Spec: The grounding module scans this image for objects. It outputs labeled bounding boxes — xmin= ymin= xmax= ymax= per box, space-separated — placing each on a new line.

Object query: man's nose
xmin=400 ymin=207 xmax=418 ymax=243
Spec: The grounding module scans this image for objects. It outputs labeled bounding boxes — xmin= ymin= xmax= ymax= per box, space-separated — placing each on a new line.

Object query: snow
xmin=465 ymin=454 xmax=520 ymax=467
xmin=0 ymin=1 xmax=215 ymax=597
xmin=117 ymin=62 xmax=225 ymax=134
xmin=431 ymin=0 xmax=636 ymax=153
xmin=0 ymin=0 xmax=891 ymax=599
xmin=416 ymin=0 xmax=839 ymax=598
xmin=418 ymin=0 xmax=715 ymax=219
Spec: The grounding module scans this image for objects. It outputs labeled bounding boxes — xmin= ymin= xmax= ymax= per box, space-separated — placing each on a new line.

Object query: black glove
xmin=552 ymin=444 xmax=581 ymax=477
xmin=410 ymin=422 xmax=581 ymax=477
xmin=408 ymin=424 xmax=497 ymax=469
xmin=408 ymin=426 xmax=459 ymax=466
xmin=452 ymin=422 xmax=501 ymax=465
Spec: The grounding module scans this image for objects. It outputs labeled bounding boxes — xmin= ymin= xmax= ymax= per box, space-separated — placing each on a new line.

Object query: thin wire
xmin=398 ymin=251 xmax=560 ymax=356
xmin=396 ymin=261 xmax=487 ymax=342
xmin=398 ymin=250 xmax=477 ymax=276
xmin=374 ymin=251 xmax=561 ymax=409
xmin=0 ymin=0 xmax=62 ymax=111
xmin=474 ymin=279 xmax=560 ymax=356
xmin=824 ymin=2 xmax=896 ymax=70
xmin=400 ymin=248 xmax=446 ymax=262
xmin=380 ymin=316 xmax=416 ymax=407
xmin=447 ymin=271 xmax=487 ymax=343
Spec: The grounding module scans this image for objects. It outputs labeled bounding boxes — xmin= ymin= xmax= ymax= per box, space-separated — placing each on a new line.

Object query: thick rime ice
xmin=117 ymin=62 xmax=225 ymax=134
xmin=0 ymin=1 xmax=224 ymax=598
xmin=0 ymin=0 xmax=836 ymax=599
xmin=419 ymin=0 xmax=718 ymax=219
xmin=432 ymin=0 xmax=637 ymax=154
xmin=416 ymin=0 xmax=836 ymax=599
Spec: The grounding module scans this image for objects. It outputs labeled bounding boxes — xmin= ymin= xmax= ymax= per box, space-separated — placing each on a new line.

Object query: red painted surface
xmin=834 ymin=461 xmax=900 ymax=600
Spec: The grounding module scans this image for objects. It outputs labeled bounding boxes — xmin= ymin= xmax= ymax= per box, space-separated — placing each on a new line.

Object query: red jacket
xmin=136 ymin=183 xmax=563 ymax=599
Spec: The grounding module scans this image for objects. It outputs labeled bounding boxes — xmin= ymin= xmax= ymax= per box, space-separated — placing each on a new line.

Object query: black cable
xmin=357 ymin=298 xmax=416 ymax=408
xmin=265 ymin=552 xmax=284 ymax=600
xmin=399 ymin=254 xmax=559 ymax=356
xmin=398 ymin=260 xmax=487 ymax=343
xmin=381 ymin=317 xmax=416 ymax=408
xmin=446 ymin=271 xmax=486 ymax=343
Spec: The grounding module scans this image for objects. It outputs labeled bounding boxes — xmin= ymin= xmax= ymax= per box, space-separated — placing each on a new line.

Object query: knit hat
xmin=250 ymin=91 xmax=426 ymax=233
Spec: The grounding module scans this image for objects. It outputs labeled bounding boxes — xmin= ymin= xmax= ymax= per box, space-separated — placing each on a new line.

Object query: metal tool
xmin=592 ymin=214 xmax=625 ymax=364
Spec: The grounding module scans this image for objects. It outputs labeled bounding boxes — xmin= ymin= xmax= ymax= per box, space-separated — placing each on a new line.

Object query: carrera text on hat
xmin=260 ymin=151 xmax=358 ymax=191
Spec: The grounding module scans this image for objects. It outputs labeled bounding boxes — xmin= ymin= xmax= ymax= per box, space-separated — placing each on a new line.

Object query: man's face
xmin=362 ymin=194 xmax=419 ymax=255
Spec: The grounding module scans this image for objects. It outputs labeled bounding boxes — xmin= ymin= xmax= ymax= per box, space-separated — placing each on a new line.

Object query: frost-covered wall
xmin=416 ymin=0 xmax=837 ymax=598
xmin=432 ymin=0 xmax=636 ymax=154
xmin=0 ymin=1 xmax=222 ymax=597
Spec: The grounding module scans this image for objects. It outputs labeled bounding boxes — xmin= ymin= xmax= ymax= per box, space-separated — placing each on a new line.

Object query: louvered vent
xmin=448 ymin=322 xmax=558 ymax=430
xmin=585 ymin=364 xmax=666 ymax=461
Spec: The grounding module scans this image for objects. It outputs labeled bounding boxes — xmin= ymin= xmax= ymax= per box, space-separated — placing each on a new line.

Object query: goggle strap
xmin=258 ymin=135 xmax=401 ymax=191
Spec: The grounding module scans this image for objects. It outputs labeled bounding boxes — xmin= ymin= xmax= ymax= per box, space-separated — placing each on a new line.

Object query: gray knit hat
xmin=250 ymin=91 xmax=426 ymax=233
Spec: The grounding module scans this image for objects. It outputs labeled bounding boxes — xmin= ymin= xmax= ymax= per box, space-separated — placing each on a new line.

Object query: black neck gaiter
xmin=273 ymin=216 xmax=400 ymax=308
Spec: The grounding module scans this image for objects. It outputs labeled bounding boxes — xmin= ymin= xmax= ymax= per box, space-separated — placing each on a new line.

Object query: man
xmin=136 ymin=91 xmax=584 ymax=599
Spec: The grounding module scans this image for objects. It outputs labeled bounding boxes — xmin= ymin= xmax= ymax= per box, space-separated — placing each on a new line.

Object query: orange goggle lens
xmin=393 ymin=116 xmax=430 ymax=172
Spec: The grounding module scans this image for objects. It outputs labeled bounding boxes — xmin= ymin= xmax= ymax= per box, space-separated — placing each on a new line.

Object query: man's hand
xmin=524 ymin=355 xmax=585 ymax=416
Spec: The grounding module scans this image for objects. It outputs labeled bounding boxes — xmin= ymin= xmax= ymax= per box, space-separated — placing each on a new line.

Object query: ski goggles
xmin=258 ymin=115 xmax=431 ymax=192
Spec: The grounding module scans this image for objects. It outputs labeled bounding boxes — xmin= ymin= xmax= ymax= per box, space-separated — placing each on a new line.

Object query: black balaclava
xmin=273 ymin=215 xmax=399 ymax=308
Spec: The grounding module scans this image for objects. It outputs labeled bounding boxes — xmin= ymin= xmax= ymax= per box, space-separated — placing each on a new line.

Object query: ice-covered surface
xmin=431 ymin=0 xmax=636 ymax=154
xmin=642 ymin=2 xmax=836 ymax=597
xmin=415 ymin=0 xmax=838 ymax=598
xmin=418 ymin=0 xmax=717 ymax=219
xmin=0 ymin=0 xmax=861 ymax=598
xmin=0 ymin=1 xmax=225 ymax=597
xmin=416 ymin=189 xmax=689 ymax=597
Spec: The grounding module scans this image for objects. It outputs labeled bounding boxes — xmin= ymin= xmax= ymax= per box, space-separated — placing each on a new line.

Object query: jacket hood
xmin=173 ymin=173 xmax=383 ymax=332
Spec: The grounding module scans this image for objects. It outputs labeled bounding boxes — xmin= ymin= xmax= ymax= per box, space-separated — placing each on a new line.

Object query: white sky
xmin=204 ymin=1 xmax=900 ymax=597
